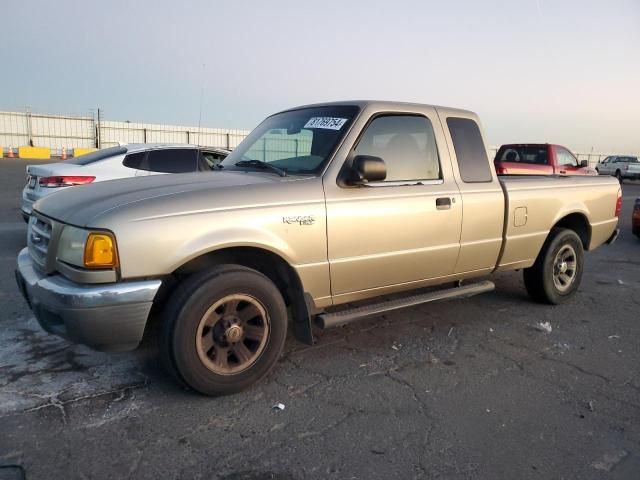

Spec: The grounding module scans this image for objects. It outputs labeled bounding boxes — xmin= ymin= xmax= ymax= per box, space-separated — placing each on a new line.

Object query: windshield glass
xmin=222 ymin=106 xmax=359 ymax=175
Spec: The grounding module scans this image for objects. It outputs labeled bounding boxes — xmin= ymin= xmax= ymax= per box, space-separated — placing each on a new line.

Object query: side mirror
xmin=580 ymin=160 xmax=589 ymax=167
xmin=350 ymin=155 xmax=387 ymax=184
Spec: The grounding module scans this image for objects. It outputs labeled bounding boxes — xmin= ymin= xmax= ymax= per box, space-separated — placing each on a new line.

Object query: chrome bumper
xmin=15 ymin=247 xmax=162 ymax=351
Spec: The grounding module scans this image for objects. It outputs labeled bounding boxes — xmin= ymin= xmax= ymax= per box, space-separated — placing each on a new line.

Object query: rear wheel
xmin=523 ymin=228 xmax=584 ymax=304
xmin=160 ymin=265 xmax=288 ymax=396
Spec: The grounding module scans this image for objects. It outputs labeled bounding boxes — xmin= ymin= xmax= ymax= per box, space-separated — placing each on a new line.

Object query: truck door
xmin=599 ymin=157 xmax=613 ymax=175
xmin=554 ymin=146 xmax=582 ymax=175
xmin=323 ymin=109 xmax=462 ymax=298
xmin=438 ymin=112 xmax=505 ymax=274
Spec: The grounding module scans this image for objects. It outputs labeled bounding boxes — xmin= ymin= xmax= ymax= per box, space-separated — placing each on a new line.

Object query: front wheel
xmin=523 ymin=228 xmax=584 ymax=304
xmin=160 ymin=265 xmax=288 ymax=396
xmin=615 ymin=170 xmax=623 ymax=183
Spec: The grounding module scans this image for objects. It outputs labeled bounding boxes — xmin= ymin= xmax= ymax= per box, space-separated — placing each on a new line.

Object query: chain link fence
xmin=1 ymin=109 xmax=636 ymax=166
xmin=0 ymin=109 xmax=250 ymax=156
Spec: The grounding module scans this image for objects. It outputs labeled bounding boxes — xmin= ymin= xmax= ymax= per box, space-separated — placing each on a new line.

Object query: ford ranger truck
xmin=15 ymin=101 xmax=621 ymax=396
xmin=494 ymin=143 xmax=595 ymax=176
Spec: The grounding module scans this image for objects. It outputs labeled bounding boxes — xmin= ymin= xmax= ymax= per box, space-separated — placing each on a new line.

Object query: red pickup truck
xmin=494 ymin=144 xmax=596 ymax=176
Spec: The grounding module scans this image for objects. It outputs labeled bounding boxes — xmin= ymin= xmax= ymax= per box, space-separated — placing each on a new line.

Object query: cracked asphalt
xmin=1 ymin=158 xmax=639 ymax=479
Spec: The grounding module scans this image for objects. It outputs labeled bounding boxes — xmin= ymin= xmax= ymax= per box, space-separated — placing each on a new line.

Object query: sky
xmin=2 ymin=0 xmax=639 ymax=153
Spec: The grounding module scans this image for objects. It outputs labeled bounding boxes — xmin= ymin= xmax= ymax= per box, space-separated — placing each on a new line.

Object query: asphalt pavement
xmin=0 ymin=158 xmax=639 ymax=479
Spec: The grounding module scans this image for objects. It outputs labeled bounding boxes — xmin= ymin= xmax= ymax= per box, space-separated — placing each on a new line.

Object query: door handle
xmin=436 ymin=197 xmax=452 ymax=210
xmin=559 ymin=170 xmax=567 ymax=175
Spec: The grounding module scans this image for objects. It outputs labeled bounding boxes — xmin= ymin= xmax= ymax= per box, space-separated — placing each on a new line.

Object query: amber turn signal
xmin=84 ymin=232 xmax=118 ymax=268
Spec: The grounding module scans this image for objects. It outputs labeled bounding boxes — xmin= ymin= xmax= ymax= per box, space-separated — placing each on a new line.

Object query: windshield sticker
xmin=303 ymin=117 xmax=348 ymax=130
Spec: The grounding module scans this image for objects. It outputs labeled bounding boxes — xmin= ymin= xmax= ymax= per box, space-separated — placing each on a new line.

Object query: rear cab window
xmin=446 ymin=117 xmax=493 ymax=182
xmin=495 ymin=146 xmax=548 ymax=165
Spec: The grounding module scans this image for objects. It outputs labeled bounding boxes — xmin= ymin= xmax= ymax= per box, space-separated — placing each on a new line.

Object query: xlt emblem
xmin=283 ymin=215 xmax=315 ymax=226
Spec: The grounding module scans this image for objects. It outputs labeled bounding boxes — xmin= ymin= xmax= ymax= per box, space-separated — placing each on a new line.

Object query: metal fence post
xmin=26 ymin=109 xmax=33 ymax=146
xmin=96 ymin=108 xmax=102 ymax=148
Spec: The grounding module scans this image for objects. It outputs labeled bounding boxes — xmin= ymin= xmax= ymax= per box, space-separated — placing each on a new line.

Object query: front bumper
xmin=15 ymin=247 xmax=162 ymax=351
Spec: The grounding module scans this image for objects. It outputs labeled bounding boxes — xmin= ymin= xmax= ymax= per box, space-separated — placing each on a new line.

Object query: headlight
xmin=57 ymin=226 xmax=89 ymax=267
xmin=57 ymin=226 xmax=119 ymax=269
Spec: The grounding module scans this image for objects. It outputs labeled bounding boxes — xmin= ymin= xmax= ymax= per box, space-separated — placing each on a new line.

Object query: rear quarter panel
xmin=497 ymin=175 xmax=619 ymax=271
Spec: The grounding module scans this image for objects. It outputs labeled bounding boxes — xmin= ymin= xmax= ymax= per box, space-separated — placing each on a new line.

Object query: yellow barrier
xmin=73 ymin=147 xmax=98 ymax=157
xmin=18 ymin=146 xmax=51 ymax=159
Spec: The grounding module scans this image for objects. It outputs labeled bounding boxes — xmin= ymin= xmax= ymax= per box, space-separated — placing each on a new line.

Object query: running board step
xmin=315 ymin=280 xmax=495 ymax=329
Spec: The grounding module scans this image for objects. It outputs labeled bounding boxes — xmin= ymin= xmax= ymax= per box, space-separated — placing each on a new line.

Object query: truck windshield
xmin=222 ymin=106 xmax=359 ymax=175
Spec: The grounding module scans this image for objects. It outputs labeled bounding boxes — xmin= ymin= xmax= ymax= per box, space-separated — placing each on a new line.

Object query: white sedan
xmin=21 ymin=143 xmax=229 ymax=220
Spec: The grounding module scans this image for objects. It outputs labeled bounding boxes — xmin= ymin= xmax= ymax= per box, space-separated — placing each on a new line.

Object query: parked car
xmin=626 ymin=162 xmax=640 ymax=181
xmin=494 ymin=144 xmax=595 ymax=175
xmin=633 ymin=198 xmax=640 ymax=238
xmin=595 ymin=155 xmax=640 ymax=182
xmin=15 ymin=101 xmax=621 ymax=396
xmin=21 ymin=144 xmax=230 ymax=220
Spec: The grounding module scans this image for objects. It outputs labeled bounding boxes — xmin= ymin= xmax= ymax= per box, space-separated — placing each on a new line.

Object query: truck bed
xmin=496 ymin=175 xmax=620 ymax=271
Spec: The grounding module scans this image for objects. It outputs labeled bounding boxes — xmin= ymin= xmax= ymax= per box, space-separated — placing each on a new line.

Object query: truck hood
xmin=34 ymin=170 xmax=299 ymax=227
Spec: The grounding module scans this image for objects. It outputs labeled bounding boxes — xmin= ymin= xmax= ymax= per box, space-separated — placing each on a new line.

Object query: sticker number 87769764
xmin=303 ymin=117 xmax=348 ymax=130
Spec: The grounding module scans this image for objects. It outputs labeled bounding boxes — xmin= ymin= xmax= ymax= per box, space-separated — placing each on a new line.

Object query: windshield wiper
xmin=234 ymin=159 xmax=287 ymax=177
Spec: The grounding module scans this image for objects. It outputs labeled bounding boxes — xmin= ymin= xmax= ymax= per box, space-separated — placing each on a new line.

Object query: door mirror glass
xmin=350 ymin=155 xmax=387 ymax=184
xmin=580 ymin=160 xmax=588 ymax=167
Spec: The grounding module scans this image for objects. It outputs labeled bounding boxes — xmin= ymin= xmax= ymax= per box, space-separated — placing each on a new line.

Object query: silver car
xmin=595 ymin=155 xmax=640 ymax=182
xmin=21 ymin=143 xmax=229 ymax=220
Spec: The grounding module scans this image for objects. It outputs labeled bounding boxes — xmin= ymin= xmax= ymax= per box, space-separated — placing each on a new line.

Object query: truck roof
xmin=279 ymin=100 xmax=476 ymax=117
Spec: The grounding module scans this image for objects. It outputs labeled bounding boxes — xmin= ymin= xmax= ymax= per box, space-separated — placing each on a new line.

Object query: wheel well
xmin=167 ymin=247 xmax=314 ymax=345
xmin=552 ymin=213 xmax=591 ymax=249
xmin=173 ymin=247 xmax=298 ymax=304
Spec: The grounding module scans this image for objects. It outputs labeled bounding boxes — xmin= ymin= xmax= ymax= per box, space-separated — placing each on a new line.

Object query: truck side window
xmin=145 ymin=149 xmax=197 ymax=173
xmin=446 ymin=117 xmax=493 ymax=183
xmin=556 ymin=148 xmax=578 ymax=167
xmin=354 ymin=115 xmax=441 ymax=182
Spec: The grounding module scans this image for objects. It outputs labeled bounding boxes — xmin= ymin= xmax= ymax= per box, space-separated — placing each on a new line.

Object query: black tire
xmin=523 ymin=228 xmax=584 ymax=305
xmin=615 ymin=170 xmax=623 ymax=183
xmin=160 ymin=264 xmax=287 ymax=396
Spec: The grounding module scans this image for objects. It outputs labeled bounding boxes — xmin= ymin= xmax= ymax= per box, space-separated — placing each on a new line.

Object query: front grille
xmin=28 ymin=216 xmax=52 ymax=268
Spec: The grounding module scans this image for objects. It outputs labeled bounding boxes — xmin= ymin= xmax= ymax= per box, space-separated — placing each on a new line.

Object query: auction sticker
xmin=304 ymin=117 xmax=348 ymax=130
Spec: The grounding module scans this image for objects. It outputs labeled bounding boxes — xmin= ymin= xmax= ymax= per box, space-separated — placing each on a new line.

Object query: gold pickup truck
xmin=15 ymin=101 xmax=621 ymax=395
